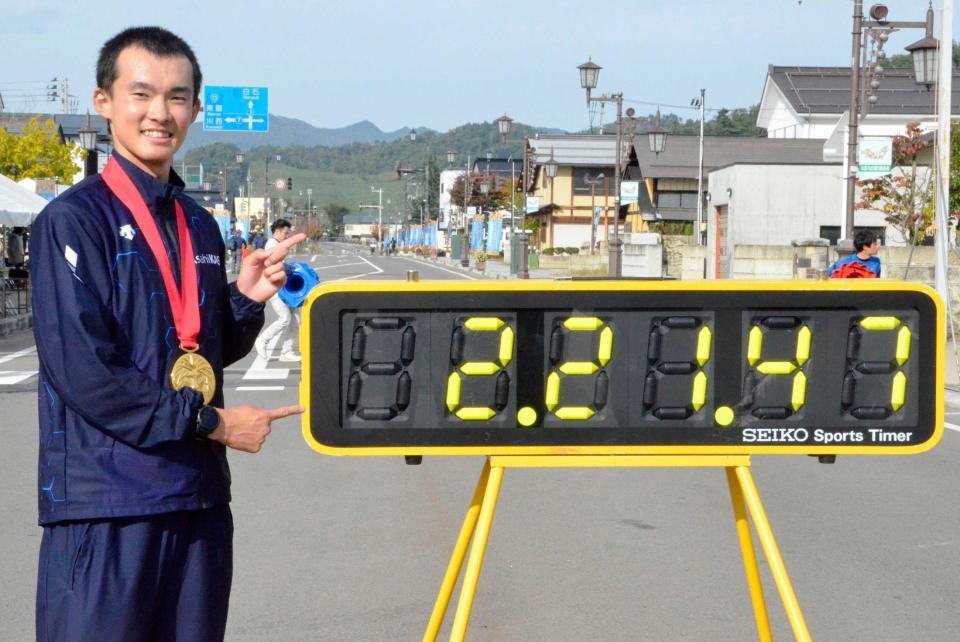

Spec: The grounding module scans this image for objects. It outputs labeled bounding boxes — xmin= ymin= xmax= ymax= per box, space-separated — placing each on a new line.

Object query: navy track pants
xmin=36 ymin=505 xmax=233 ymax=642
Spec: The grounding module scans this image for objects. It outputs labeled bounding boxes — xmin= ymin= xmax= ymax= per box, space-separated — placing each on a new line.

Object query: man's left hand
xmin=235 ymin=233 xmax=307 ymax=303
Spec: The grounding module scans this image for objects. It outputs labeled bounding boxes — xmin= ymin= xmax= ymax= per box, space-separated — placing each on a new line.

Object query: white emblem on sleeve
xmin=119 ymin=224 xmax=136 ymax=240
xmin=64 ymin=245 xmax=83 ymax=282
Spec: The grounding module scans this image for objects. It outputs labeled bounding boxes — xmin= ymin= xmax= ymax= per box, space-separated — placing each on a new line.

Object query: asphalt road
xmin=2 ymin=243 xmax=959 ymax=640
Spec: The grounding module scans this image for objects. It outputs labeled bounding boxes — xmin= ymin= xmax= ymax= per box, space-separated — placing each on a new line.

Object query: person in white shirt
xmin=254 ymin=219 xmax=301 ymax=362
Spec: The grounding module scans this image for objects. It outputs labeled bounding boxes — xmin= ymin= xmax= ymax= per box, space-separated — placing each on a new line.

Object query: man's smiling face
xmin=94 ymin=46 xmax=199 ymax=181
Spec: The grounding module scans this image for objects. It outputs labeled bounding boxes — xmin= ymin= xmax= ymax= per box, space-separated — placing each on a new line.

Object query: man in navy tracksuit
xmin=30 ymin=27 xmax=304 ymax=641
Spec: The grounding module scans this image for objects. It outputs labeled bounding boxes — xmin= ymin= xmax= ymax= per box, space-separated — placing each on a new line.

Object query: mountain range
xmin=179 ymin=115 xmax=421 ymax=153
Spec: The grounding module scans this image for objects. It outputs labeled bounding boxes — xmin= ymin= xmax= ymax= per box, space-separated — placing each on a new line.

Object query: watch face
xmin=198 ymin=406 xmax=220 ymax=432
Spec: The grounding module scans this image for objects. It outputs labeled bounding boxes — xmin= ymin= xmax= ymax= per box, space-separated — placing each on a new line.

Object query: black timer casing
xmin=299 ymin=280 xmax=944 ymax=457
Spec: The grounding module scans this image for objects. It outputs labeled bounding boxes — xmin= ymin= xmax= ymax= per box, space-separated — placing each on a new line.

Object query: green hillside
xmin=184 ymin=110 xmax=763 ymax=227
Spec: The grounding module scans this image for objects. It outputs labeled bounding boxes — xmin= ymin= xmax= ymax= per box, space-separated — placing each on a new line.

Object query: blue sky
xmin=1 ymin=1 xmax=954 ymax=133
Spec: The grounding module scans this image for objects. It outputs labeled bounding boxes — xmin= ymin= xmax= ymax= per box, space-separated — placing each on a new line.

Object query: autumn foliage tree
xmin=448 ymin=173 xmax=509 ymax=212
xmin=856 ymin=121 xmax=932 ymax=244
xmin=0 ymin=116 xmax=80 ymax=184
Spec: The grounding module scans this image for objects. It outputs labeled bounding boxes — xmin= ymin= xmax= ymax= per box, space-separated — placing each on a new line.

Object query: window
xmin=819 ymin=226 xmax=886 ymax=246
xmin=657 ymin=192 xmax=698 ymax=209
xmin=572 ymin=167 xmax=613 ymax=195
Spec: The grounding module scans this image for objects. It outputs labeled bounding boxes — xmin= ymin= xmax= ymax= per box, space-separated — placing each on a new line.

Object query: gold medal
xmin=170 ymin=344 xmax=216 ymax=404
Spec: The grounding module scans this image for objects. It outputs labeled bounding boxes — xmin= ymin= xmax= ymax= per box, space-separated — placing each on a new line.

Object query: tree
xmin=449 ymin=174 xmax=508 ymax=211
xmin=856 ymin=122 xmax=932 ymax=243
xmin=324 ymin=202 xmax=350 ymax=235
xmin=0 ymin=116 xmax=80 ymax=184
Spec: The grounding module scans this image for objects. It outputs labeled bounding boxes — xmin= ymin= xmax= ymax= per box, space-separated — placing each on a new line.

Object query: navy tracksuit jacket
xmin=30 ymin=153 xmax=265 ymax=640
xmin=31 ymin=153 xmax=264 ymax=524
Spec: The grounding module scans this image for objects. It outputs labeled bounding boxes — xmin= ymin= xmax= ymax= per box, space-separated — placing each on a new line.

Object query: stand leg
xmin=449 ymin=464 xmax=505 ymax=642
xmin=423 ymin=459 xmax=492 ymax=642
xmin=735 ymin=466 xmax=812 ymax=642
xmin=726 ymin=467 xmax=773 ymax=642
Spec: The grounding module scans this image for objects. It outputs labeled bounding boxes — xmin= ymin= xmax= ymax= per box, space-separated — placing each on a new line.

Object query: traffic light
xmin=287 ymin=177 xmax=293 ymax=190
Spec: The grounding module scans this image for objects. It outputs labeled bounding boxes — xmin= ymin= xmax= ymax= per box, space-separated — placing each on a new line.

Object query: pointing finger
xmin=267 ymin=405 xmax=305 ymax=421
xmin=278 ymin=233 xmax=307 ymax=251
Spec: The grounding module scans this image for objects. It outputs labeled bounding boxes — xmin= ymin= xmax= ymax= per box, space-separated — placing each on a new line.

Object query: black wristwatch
xmin=195 ymin=405 xmax=222 ymax=440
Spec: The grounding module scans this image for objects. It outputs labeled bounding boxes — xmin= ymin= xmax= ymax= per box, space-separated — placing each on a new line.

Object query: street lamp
xmin=78 ymin=112 xmax=99 ymax=178
xmin=577 ymin=59 xmax=601 ymax=100
xmin=496 ymin=114 xmax=513 ymax=138
xmin=496 ymin=114 xmax=534 ymax=277
xmin=647 ymin=108 xmax=667 ymax=155
xmin=577 ymin=57 xmax=625 ymax=277
xmin=543 ymin=148 xmax=559 ymax=180
xmin=843 ymin=1 xmax=936 ymax=246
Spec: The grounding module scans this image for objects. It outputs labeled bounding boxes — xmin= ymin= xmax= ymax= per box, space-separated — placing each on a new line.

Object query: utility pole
xmin=695 ymin=88 xmax=705 ymax=246
xmin=844 ymin=0 xmax=865 ymax=247
xmin=935 ymin=0 xmax=954 ymax=303
xmin=462 ymin=156 xmax=471 ymax=268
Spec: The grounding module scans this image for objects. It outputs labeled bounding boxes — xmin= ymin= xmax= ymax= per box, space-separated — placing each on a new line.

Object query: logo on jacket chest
xmin=195 ymin=254 xmax=221 ymax=266
xmin=119 ymin=224 xmax=137 ymax=241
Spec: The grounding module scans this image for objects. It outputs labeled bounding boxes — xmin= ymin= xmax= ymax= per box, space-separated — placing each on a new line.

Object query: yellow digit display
xmin=643 ymin=316 xmax=712 ymax=419
xmin=744 ymin=317 xmax=811 ymax=418
xmin=446 ymin=316 xmax=514 ymax=420
xmin=545 ymin=316 xmax=613 ymax=420
xmin=843 ymin=316 xmax=910 ymax=417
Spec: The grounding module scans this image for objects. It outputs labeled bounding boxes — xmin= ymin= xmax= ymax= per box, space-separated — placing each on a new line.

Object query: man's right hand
xmin=210 ymin=404 xmax=304 ymax=453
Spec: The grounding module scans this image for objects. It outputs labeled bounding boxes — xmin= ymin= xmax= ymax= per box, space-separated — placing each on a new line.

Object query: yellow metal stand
xmin=423 ymin=455 xmax=812 ymax=642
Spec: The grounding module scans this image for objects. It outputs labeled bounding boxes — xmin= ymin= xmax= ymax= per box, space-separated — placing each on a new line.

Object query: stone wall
xmin=730 ymin=245 xmax=794 ymax=280
xmin=569 ymin=253 xmax=608 ymax=277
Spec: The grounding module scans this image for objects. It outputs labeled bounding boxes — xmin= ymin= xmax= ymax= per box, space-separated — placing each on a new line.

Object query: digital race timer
xmin=299 ymin=280 xmax=944 ymax=456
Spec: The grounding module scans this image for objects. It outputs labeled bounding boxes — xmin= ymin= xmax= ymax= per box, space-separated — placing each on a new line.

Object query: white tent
xmin=0 ymin=173 xmax=50 ymax=226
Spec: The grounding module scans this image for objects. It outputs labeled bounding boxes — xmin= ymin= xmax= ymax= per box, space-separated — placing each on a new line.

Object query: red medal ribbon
xmin=102 ymin=157 xmax=201 ymax=350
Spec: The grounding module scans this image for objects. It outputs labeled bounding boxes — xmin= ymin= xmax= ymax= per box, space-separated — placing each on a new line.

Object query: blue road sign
xmin=203 ymin=85 xmax=269 ymax=132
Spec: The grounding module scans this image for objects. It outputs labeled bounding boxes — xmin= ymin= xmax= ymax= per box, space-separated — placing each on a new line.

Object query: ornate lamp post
xmin=843 ymin=2 xmax=937 ymax=247
xmin=578 ymin=58 xmax=625 ymax=277
xmin=495 ymin=114 xmax=534 ymax=277
xmin=78 ymin=112 xmax=99 ymax=178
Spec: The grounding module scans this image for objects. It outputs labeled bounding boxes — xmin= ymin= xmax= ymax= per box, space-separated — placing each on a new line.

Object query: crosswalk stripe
xmin=0 ymin=345 xmax=36 ymax=365
xmin=243 ymin=369 xmax=289 ymax=380
xmin=0 ymin=371 xmax=37 ymax=384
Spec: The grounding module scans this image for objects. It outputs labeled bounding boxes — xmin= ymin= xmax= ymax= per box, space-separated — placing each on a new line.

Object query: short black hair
xmin=97 ymin=27 xmax=202 ymax=101
xmin=271 ymin=219 xmax=292 ymax=233
xmin=854 ymin=230 xmax=878 ymax=252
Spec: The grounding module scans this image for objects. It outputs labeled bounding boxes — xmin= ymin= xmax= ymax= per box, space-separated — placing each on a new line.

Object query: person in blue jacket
xmin=30 ymin=27 xmax=305 ymax=642
xmin=828 ymin=229 xmax=882 ymax=278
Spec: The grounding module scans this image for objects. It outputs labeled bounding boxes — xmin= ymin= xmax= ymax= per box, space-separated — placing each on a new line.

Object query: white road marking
xmin=395 ymin=257 xmax=478 ymax=280
xmin=237 ymin=386 xmax=285 ymax=391
xmin=334 ymin=255 xmax=384 ymax=281
xmin=243 ymin=369 xmax=289 ymax=380
xmin=0 ymin=345 xmax=36 ymax=365
xmin=0 ymin=371 xmax=37 ymax=384
xmin=313 ymin=262 xmax=368 ymax=270
xmin=945 ymin=422 xmax=960 ymax=433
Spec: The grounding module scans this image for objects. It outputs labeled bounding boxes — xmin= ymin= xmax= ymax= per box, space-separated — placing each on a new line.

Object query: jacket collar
xmin=111 ymin=152 xmax=185 ymax=214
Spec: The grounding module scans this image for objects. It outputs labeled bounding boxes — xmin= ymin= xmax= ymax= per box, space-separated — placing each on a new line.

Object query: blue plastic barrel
xmin=278 ymin=262 xmax=320 ymax=308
